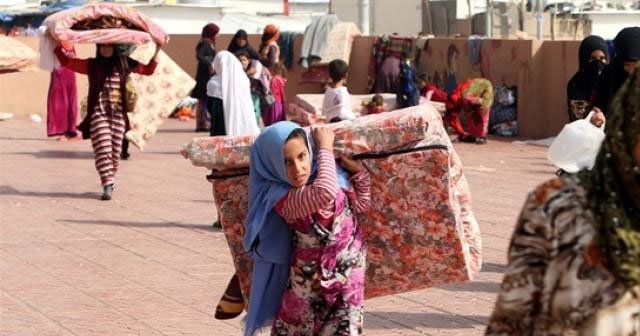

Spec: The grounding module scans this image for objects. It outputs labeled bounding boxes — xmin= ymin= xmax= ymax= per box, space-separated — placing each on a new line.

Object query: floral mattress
xmin=42 ymin=2 xmax=168 ymax=45
xmin=125 ymin=43 xmax=195 ymax=150
xmin=183 ymin=105 xmax=482 ymax=301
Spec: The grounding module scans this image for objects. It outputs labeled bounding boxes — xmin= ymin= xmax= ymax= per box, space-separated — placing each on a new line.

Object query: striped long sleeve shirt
xmin=280 ymin=149 xmax=371 ymax=222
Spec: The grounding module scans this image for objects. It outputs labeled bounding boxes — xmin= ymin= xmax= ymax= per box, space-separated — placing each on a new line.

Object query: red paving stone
xmin=0 ymin=118 xmax=556 ymax=335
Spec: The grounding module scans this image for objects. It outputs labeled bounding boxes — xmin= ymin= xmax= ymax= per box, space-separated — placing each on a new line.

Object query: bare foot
xmin=56 ymin=136 xmax=68 ymax=142
xmin=67 ymin=134 xmax=82 ymax=141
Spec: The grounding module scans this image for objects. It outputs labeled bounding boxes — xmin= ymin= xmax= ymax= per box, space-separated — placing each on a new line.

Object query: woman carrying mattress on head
xmin=49 ymin=33 xmax=162 ymax=201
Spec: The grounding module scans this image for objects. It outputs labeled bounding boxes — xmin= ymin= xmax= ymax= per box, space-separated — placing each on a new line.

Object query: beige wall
xmin=0 ymin=37 xmax=92 ymax=119
xmin=418 ymin=37 xmax=580 ymax=138
xmin=1 ymin=35 xmax=581 ymax=138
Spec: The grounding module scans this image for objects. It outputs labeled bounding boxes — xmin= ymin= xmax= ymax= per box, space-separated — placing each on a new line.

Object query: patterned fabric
xmin=486 ymin=176 xmax=640 ymax=336
xmin=91 ymin=71 xmax=126 ymax=187
xmin=190 ymin=105 xmax=482 ymax=300
xmin=317 ymin=22 xmax=361 ymax=65
xmin=578 ymin=64 xmax=640 ymax=287
xmin=125 ymin=47 xmax=196 ymax=150
xmin=271 ymin=150 xmax=369 ymax=335
xmin=0 ymin=36 xmax=38 ymax=72
xmin=42 ymin=3 xmax=168 ymax=45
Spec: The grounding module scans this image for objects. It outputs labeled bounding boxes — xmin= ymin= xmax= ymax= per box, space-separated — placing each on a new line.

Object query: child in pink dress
xmin=243 ymin=122 xmax=370 ymax=336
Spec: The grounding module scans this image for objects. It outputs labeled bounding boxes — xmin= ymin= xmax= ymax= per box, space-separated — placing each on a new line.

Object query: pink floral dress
xmin=273 ymin=149 xmax=371 ymax=336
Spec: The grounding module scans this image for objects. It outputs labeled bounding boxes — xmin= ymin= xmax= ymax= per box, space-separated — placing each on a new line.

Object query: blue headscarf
xmin=243 ymin=121 xmax=350 ymax=335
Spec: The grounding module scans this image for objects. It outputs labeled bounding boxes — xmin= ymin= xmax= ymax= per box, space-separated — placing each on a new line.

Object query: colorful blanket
xmin=42 ymin=3 xmax=168 ymax=45
xmin=0 ymin=36 xmax=38 ymax=73
xmin=183 ymin=105 xmax=482 ymax=300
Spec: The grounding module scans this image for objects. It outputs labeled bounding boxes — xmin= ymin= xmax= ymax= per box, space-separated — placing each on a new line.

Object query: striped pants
xmin=90 ymin=107 xmax=126 ymax=187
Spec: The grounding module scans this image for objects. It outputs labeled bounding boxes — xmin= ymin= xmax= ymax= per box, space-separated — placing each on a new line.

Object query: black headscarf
xmin=593 ymin=27 xmax=640 ymax=115
xmin=567 ymin=36 xmax=608 ymax=108
xmin=614 ymin=26 xmax=640 ymax=62
xmin=227 ymin=29 xmax=260 ymax=60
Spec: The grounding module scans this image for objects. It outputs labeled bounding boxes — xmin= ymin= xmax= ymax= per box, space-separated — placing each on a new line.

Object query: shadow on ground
xmin=0 ymin=136 xmax=51 ymax=142
xmin=366 ymin=311 xmax=487 ymax=329
xmin=0 ymin=185 xmax=97 ymax=199
xmin=7 ymin=150 xmax=94 ymax=159
xmin=439 ymin=281 xmax=500 ymax=294
xmin=58 ymin=218 xmax=215 ymax=232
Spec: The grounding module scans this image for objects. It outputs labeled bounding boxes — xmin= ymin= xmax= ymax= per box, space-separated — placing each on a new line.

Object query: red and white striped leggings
xmin=90 ymin=107 xmax=126 ymax=187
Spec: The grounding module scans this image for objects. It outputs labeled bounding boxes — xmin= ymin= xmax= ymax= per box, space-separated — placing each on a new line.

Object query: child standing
xmin=322 ymin=59 xmax=357 ymax=123
xmin=244 ymin=122 xmax=370 ymax=335
xmin=263 ymin=63 xmax=287 ymax=126
xmin=396 ymin=49 xmax=420 ymax=109
xmin=236 ymin=50 xmax=269 ymax=127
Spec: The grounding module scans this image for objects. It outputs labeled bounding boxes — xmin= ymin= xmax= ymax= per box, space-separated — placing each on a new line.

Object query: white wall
xmin=132 ymin=5 xmax=224 ymax=34
xmin=587 ymin=12 xmax=640 ymax=39
xmin=332 ymin=0 xmax=422 ymax=35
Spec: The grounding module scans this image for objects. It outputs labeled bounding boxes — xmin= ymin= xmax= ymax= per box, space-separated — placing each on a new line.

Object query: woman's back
xmin=486 ymin=175 xmax=638 ymax=335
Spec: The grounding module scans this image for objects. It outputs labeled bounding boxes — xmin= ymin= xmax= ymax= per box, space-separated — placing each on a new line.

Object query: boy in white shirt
xmin=322 ymin=59 xmax=357 ymax=123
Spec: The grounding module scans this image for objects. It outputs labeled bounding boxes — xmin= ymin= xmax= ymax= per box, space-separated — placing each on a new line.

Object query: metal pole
xmin=359 ymin=0 xmax=370 ymax=35
xmin=536 ymin=0 xmax=543 ymax=39
xmin=485 ymin=0 xmax=492 ymax=37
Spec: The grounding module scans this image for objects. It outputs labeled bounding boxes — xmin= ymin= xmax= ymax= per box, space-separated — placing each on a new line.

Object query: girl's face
xmin=238 ymin=55 xmax=250 ymax=69
xmin=283 ymin=137 xmax=311 ymax=188
xmin=99 ymin=45 xmax=114 ymax=58
xmin=237 ymin=38 xmax=247 ymax=47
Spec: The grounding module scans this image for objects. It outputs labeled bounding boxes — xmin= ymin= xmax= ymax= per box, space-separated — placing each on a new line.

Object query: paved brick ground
xmin=0 ymin=118 xmax=556 ymax=335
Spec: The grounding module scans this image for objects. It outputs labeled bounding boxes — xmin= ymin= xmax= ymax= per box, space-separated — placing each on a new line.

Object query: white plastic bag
xmin=548 ymin=111 xmax=606 ymax=173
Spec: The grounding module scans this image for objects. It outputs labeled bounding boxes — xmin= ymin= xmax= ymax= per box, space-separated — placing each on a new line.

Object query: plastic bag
xmin=548 ymin=111 xmax=606 ymax=173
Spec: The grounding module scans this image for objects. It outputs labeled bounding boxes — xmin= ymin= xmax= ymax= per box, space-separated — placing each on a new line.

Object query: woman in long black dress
xmin=191 ymin=23 xmax=219 ymax=132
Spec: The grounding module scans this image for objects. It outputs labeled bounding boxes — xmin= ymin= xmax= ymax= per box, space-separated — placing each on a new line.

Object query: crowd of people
xmin=38 ymin=16 xmax=640 ymax=335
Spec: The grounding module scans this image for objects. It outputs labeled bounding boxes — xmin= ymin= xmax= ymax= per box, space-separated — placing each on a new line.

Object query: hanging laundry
xmin=277 ymin=31 xmax=297 ymax=69
xmin=468 ymin=36 xmax=484 ymax=65
xmin=299 ymin=15 xmax=339 ymax=68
